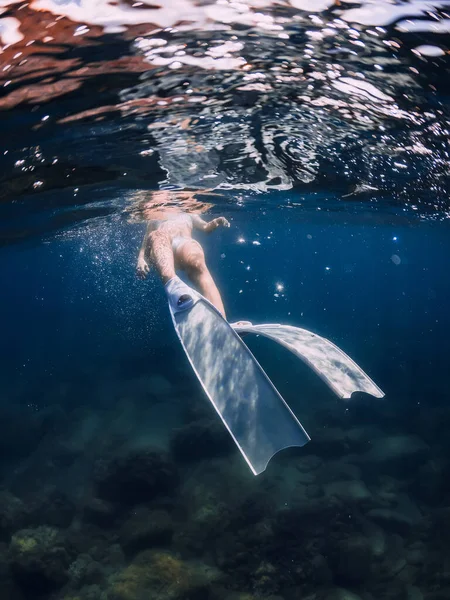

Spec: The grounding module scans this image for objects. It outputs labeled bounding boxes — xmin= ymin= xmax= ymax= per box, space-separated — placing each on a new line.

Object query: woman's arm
xmin=191 ymin=215 xmax=230 ymax=233
xmin=136 ymin=221 xmax=156 ymax=279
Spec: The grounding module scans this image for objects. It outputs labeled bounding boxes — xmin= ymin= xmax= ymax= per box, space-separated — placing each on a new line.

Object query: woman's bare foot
xmin=230 ymin=321 xmax=253 ymax=338
xmin=230 ymin=321 xmax=253 ymax=328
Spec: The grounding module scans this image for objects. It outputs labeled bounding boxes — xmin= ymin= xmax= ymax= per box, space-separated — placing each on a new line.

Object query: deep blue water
xmin=3 ymin=203 xmax=448 ymax=400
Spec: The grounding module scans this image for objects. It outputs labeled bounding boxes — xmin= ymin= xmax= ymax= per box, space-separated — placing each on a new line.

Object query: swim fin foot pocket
xmin=177 ymin=294 xmax=194 ymax=310
xmin=166 ymin=280 xmax=384 ymax=475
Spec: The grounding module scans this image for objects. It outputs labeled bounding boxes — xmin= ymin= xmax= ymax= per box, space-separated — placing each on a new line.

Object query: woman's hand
xmin=214 ymin=216 xmax=230 ymax=228
xmin=136 ymin=256 xmax=150 ymax=279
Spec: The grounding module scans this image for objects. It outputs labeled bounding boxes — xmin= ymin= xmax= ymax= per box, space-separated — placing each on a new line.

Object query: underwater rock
xmin=231 ymin=491 xmax=275 ymax=528
xmin=310 ymin=554 xmax=333 ymax=585
xmin=190 ymin=499 xmax=229 ymax=531
xmin=377 ymin=532 xmax=408 ymax=580
xmin=295 ymin=553 xmax=333 ymax=586
xmin=306 ymin=484 xmax=324 ymax=499
xmin=324 ymin=480 xmax=371 ymax=504
xmin=82 ymin=497 xmax=118 ymax=528
xmin=60 ymin=583 xmax=104 ymax=600
xmin=106 ymin=549 xmax=221 ymax=600
xmin=428 ymin=507 xmax=450 ymax=549
xmin=366 ymin=509 xmax=414 ymax=535
xmin=119 ymin=506 xmax=174 ymax=555
xmin=345 ymin=426 xmax=384 ymax=451
xmin=358 ymin=435 xmax=429 ymax=473
xmin=170 ymin=419 xmax=234 ymax=464
xmin=397 ymin=564 xmax=419 ymax=585
xmin=85 ymin=544 xmax=126 ymax=574
xmin=406 ymin=542 xmax=426 ymax=566
xmin=0 ymin=491 xmax=27 ymax=541
xmin=405 ymin=585 xmax=424 ymax=600
xmin=0 ymin=581 xmax=24 ymax=600
xmin=410 ymin=460 xmax=447 ymax=505
xmin=293 ymin=470 xmax=316 ymax=485
xmin=94 ymin=449 xmax=178 ymax=506
xmin=329 ymin=537 xmax=372 ymax=584
xmin=274 ymin=501 xmax=330 ymax=538
xmin=322 ymin=589 xmax=363 ymax=600
xmin=0 ymin=541 xmax=24 ymax=600
xmin=252 ymin=561 xmax=279 ymax=595
xmin=68 ymin=553 xmax=104 ymax=587
xmin=389 ymin=555 xmax=407 ymax=576
xmin=224 ymin=594 xmax=258 ymax=600
xmin=373 ymin=482 xmax=398 ymax=506
xmin=309 ymin=428 xmax=349 ymax=457
xmin=29 ymin=488 xmax=76 ymax=529
xmin=8 ymin=526 xmax=72 ymax=592
xmin=394 ymin=493 xmax=423 ymax=523
xmin=295 ymin=455 xmax=323 ymax=472
xmin=318 ymin=460 xmax=362 ymax=483
xmin=361 ymin=519 xmax=386 ymax=558
xmin=425 ymin=589 xmax=450 ymax=600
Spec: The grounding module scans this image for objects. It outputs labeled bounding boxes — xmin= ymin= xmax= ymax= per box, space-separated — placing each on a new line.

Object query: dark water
xmin=1 ymin=1 xmax=450 ymax=600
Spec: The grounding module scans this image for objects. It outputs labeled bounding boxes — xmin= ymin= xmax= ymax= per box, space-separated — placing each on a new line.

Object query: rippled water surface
xmin=1 ymin=2 xmax=450 ymax=600
xmin=1 ymin=0 xmax=450 ymax=225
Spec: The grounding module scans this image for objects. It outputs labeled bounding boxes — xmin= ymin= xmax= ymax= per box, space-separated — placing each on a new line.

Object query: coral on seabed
xmin=28 ymin=488 xmax=76 ymax=529
xmin=94 ymin=449 xmax=179 ymax=506
xmin=0 ymin=491 xmax=27 ymax=541
xmin=67 ymin=553 xmax=104 ymax=587
xmin=8 ymin=526 xmax=72 ymax=592
xmin=0 ymin=359 xmax=449 ymax=600
xmin=170 ymin=419 xmax=234 ymax=463
xmin=252 ymin=561 xmax=279 ymax=595
xmin=119 ymin=506 xmax=174 ymax=556
xmin=106 ymin=550 xmax=220 ymax=600
xmin=357 ymin=434 xmax=429 ymax=474
xmin=329 ymin=536 xmax=373 ymax=585
xmin=82 ymin=497 xmax=118 ymax=528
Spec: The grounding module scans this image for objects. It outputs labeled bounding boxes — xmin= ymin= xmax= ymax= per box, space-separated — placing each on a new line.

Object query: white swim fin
xmin=165 ymin=278 xmax=310 ymax=475
xmin=232 ymin=322 xmax=384 ymax=400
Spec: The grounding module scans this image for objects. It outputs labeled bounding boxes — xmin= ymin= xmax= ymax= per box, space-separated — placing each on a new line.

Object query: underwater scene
xmin=1 ymin=0 xmax=450 ymax=599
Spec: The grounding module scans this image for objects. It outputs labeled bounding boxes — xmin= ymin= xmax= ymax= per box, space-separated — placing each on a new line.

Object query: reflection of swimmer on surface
xmin=136 ymin=193 xmax=229 ymax=318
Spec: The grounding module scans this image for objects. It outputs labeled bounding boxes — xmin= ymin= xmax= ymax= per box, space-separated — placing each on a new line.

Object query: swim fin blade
xmin=165 ymin=277 xmax=310 ymax=475
xmin=232 ymin=322 xmax=384 ymax=400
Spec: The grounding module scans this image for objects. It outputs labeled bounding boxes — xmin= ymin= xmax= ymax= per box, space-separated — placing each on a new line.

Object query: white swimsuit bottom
xmin=172 ymin=236 xmax=197 ymax=252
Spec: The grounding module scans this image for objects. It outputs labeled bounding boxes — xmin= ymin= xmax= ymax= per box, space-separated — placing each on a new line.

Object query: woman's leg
xmin=148 ymin=230 xmax=176 ymax=284
xmin=176 ymin=240 xmax=226 ymax=318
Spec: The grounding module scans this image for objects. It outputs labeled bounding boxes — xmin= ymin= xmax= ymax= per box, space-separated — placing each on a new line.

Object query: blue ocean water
xmin=1 ymin=1 xmax=450 ymax=599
